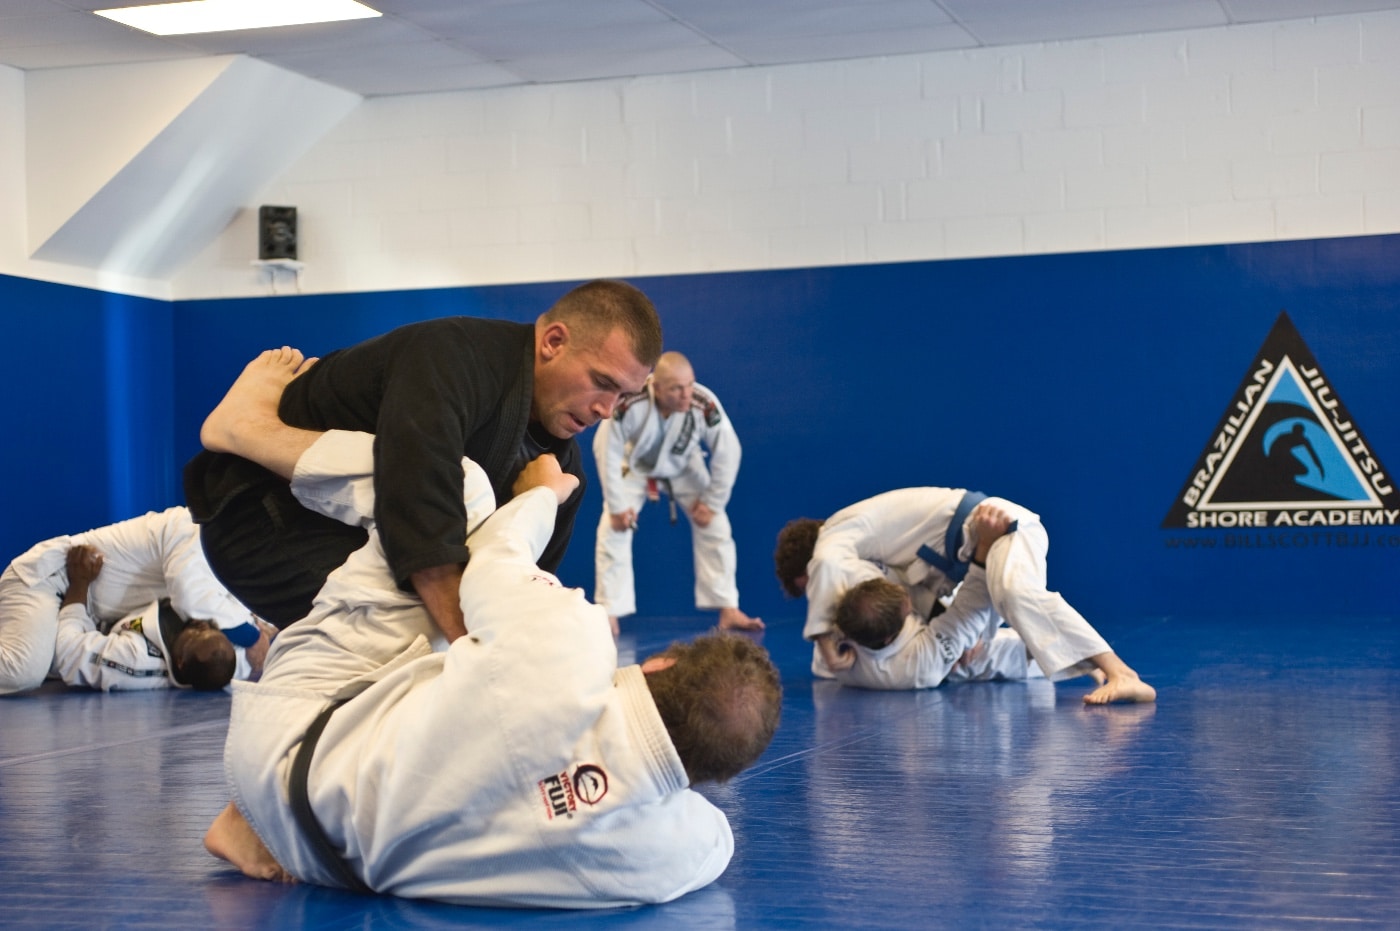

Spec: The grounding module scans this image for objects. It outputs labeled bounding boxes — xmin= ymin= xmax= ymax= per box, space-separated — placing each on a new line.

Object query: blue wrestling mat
xmin=1 ymin=612 xmax=1397 ymax=929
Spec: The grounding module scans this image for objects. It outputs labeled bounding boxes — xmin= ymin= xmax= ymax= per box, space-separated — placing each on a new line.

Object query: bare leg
xmin=1083 ymin=651 xmax=1156 ymax=704
xmin=201 ymin=347 xmax=321 ymax=480
xmin=204 ymin=802 xmax=294 ymax=883
xmin=718 ymin=606 xmax=765 ymax=632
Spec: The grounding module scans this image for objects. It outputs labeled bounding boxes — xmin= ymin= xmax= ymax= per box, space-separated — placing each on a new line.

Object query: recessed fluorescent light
xmin=95 ymin=0 xmax=381 ymax=36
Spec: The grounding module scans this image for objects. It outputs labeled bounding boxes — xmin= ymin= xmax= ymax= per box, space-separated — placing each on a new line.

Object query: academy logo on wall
xmin=1163 ymin=312 xmax=1396 ymax=530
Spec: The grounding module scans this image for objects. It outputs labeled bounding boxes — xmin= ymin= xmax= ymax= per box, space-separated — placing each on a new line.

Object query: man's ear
xmin=640 ymin=655 xmax=677 ymax=675
xmin=538 ymin=320 xmax=570 ymax=360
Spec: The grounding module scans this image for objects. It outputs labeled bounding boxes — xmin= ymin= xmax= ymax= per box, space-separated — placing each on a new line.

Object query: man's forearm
xmin=411 ymin=564 xmax=467 ymax=642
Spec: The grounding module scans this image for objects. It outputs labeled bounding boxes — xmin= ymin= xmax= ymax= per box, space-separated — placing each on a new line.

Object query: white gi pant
xmin=594 ymin=461 xmax=739 ymax=618
xmin=979 ymin=502 xmax=1109 ymax=681
xmin=0 ymin=564 xmax=60 ymax=694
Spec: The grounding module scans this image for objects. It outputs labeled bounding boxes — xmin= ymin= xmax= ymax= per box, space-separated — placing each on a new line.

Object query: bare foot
xmin=608 ymin=615 xmax=620 ymax=638
xmin=204 ymin=802 xmax=294 ymax=883
xmin=1084 ymin=672 xmax=1157 ymax=705
xmin=718 ymin=607 xmax=764 ymax=632
xmin=201 ymin=347 xmax=316 ymax=454
xmin=1089 ymin=668 xmax=1107 ymax=686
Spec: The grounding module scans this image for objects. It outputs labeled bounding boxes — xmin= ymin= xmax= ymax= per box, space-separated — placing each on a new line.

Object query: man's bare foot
xmin=1084 ymin=672 xmax=1157 ymax=705
xmin=718 ymin=607 xmax=764 ymax=632
xmin=608 ymin=615 xmax=620 ymax=638
xmin=204 ymin=802 xmax=294 ymax=883
xmin=201 ymin=347 xmax=316 ymax=454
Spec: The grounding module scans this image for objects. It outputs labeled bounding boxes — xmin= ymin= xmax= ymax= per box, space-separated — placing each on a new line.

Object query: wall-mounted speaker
xmin=258 ymin=205 xmax=298 ymax=261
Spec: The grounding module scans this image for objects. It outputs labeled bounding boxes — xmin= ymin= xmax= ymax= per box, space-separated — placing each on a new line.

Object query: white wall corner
xmin=0 ymin=64 xmax=28 ymax=276
xmin=26 ymin=55 xmax=360 ymax=280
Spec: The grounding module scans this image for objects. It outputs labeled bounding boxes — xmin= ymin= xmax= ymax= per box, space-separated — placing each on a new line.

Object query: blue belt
xmin=916 ymin=491 xmax=1011 ymax=584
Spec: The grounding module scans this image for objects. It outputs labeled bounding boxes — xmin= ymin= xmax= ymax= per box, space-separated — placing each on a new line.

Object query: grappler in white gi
xmin=594 ymin=351 xmax=762 ymax=633
xmin=822 ymin=506 xmax=1045 ymax=690
xmin=0 ymin=507 xmax=274 ymax=695
xmin=774 ymin=488 xmax=1156 ymax=704
xmin=201 ymin=349 xmax=781 ymax=907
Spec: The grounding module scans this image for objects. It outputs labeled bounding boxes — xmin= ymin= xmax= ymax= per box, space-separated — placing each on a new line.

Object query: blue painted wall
xmin=1 ymin=275 xmax=173 ymax=557
xmin=4 ymin=234 xmax=1397 ymax=630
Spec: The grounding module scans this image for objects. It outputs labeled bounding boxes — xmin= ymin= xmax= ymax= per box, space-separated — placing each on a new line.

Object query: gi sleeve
xmin=157 ymin=509 xmax=258 ymax=635
xmin=903 ymin=567 xmax=997 ymax=688
xmin=697 ymin=391 xmax=740 ymax=511
xmin=593 ymin=414 xmax=631 ymax=516
xmin=292 ymin=428 xmax=501 ymax=545
xmin=536 ymin=444 xmax=586 ymax=574
xmin=371 ymin=327 xmax=496 ymax=588
xmin=458 ymin=484 xmax=616 ymax=696
xmin=802 ymin=511 xmax=883 ymax=641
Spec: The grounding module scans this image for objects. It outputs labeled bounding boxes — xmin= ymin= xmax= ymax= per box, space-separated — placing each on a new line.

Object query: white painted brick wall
xmin=168 ymin=11 xmax=1400 ymax=299
xmin=1065 ymin=84 xmax=1144 ymax=130
xmin=1022 ymin=44 xmax=1105 ymax=93
xmin=1104 ymin=204 xmax=1187 ymax=249
xmin=1367 ymin=190 xmax=1400 ymax=230
xmin=1276 ymin=192 xmax=1365 ymax=238
xmin=1363 ymin=105 xmax=1400 ymax=148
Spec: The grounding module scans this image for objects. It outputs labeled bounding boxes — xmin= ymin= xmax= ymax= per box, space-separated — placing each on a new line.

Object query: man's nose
xmin=595 ymin=391 xmax=621 ymax=417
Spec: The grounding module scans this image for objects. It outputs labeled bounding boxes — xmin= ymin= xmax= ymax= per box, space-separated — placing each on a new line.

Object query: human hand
xmin=689 ymin=501 xmax=714 ymax=528
xmin=816 ymin=632 xmax=856 ymax=672
xmin=955 ymin=639 xmax=986 ymax=670
xmin=970 ymin=502 xmax=1015 ymax=565
xmin=244 ymin=618 xmax=279 ymax=679
xmin=62 ymin=545 xmax=104 ymax=606
xmin=65 ymin=545 xmax=103 ymax=585
xmin=513 ymin=453 xmax=580 ymax=505
xmin=609 ymin=509 xmax=637 ymax=532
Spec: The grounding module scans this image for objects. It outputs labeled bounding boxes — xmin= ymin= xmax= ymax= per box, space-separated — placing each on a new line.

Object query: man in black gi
xmin=185 ymin=279 xmax=661 ymax=642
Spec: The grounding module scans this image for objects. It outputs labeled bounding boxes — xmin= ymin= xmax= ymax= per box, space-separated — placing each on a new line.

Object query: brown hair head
xmin=645 ymin=633 xmax=782 ymax=785
xmin=540 ymin=279 xmax=663 ymax=368
xmin=773 ymin=518 xmax=823 ymax=598
xmin=835 ymin=578 xmax=909 ymax=650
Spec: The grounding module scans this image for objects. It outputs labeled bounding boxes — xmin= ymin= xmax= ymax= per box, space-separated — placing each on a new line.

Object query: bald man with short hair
xmin=593 ymin=352 xmax=761 ymax=633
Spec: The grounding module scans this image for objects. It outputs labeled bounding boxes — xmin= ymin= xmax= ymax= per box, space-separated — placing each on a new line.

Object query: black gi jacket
xmin=185 ymin=317 xmax=585 ymax=625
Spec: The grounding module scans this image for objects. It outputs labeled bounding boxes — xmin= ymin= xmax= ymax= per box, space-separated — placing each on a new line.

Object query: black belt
xmin=288 ymin=698 xmax=372 ymax=894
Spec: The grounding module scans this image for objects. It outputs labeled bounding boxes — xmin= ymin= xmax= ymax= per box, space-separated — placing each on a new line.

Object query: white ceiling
xmin=2 ymin=0 xmax=1398 ymax=97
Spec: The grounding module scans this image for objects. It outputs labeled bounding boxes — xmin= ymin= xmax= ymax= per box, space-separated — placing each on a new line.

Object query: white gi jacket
xmin=593 ymin=381 xmax=744 ymax=617
xmin=0 ymin=507 xmax=262 ymax=693
xmin=226 ymin=432 xmax=733 ymax=908
xmin=50 ymin=599 xmax=198 ymax=690
xmin=805 ymin=488 xmax=1109 ymax=683
xmin=595 ymin=381 xmax=740 ymax=515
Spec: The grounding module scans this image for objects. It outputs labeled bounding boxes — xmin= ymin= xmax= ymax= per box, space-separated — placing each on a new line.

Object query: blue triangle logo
xmin=1163 ymin=312 xmax=1396 ymax=529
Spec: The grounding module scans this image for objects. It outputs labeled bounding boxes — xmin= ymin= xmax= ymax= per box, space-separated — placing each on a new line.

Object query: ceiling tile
xmin=2 ymin=0 xmax=1398 ymax=96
